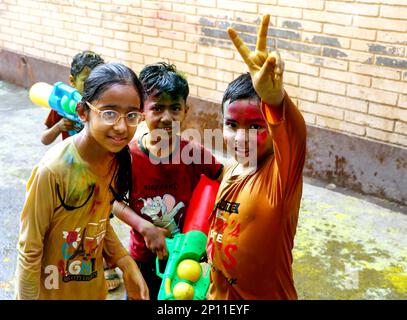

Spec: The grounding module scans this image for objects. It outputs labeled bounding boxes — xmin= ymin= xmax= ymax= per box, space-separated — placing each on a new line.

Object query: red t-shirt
xmin=128 ymin=135 xmax=223 ymax=263
xmin=44 ymin=110 xmax=70 ymax=140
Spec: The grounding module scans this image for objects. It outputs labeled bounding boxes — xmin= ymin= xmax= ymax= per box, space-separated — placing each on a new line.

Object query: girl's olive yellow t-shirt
xmin=16 ymin=137 xmax=128 ymax=300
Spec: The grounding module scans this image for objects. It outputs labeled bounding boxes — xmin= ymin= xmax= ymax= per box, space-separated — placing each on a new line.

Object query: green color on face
xmin=143 ymin=93 xmax=188 ymax=137
xmin=71 ymin=67 xmax=91 ymax=94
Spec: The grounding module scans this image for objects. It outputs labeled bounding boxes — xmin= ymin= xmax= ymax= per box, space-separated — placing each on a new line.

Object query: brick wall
xmin=1 ymin=0 xmax=406 ymax=148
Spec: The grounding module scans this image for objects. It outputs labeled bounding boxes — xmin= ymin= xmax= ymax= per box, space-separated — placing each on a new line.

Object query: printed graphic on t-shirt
xmin=215 ymin=199 xmax=240 ymax=214
xmin=59 ymin=219 xmax=107 ymax=282
xmin=207 ymin=200 xmax=241 ymax=285
xmin=143 ymin=183 xmax=177 ymax=192
xmin=139 ymin=194 xmax=185 ymax=235
xmin=43 ymin=219 xmax=107 ymax=290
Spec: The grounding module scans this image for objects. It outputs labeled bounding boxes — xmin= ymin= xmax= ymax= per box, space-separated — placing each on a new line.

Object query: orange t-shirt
xmin=206 ymin=94 xmax=307 ymax=300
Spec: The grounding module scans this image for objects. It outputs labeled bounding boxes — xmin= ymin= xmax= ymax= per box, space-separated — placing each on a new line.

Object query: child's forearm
xmin=112 ymin=201 xmax=152 ymax=235
xmin=116 ymin=255 xmax=150 ymax=300
xmin=103 ymin=220 xmax=129 ymax=268
xmin=41 ymin=124 xmax=62 ymax=145
xmin=116 ymin=255 xmax=137 ymax=273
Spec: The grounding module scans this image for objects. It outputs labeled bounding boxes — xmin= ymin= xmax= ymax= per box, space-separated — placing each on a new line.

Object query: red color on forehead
xmin=224 ymin=99 xmax=265 ymax=124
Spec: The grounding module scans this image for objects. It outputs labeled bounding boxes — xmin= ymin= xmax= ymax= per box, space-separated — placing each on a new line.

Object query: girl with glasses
xmin=16 ymin=62 xmax=149 ymax=300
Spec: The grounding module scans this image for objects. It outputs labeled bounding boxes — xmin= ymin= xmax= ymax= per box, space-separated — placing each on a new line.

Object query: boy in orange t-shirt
xmin=206 ymin=15 xmax=307 ymax=300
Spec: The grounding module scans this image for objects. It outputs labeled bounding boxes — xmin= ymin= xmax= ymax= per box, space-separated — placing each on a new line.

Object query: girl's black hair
xmin=221 ymin=72 xmax=259 ymax=113
xmin=81 ymin=62 xmax=144 ymax=202
xmin=139 ymin=62 xmax=189 ymax=101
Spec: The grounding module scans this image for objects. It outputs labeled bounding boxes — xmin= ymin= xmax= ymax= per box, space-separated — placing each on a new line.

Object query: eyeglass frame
xmin=85 ymin=101 xmax=144 ymax=127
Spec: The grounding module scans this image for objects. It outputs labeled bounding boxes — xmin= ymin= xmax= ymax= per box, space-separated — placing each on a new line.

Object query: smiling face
xmin=143 ymin=92 xmax=188 ymax=139
xmin=223 ymin=98 xmax=273 ymax=166
xmin=85 ymin=83 xmax=142 ymax=153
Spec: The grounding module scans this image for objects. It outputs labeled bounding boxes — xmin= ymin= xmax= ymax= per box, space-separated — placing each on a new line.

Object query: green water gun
xmin=156 ymin=174 xmax=219 ymax=300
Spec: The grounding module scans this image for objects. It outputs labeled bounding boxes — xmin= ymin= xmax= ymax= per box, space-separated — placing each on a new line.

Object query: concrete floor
xmin=0 ymin=81 xmax=406 ymax=300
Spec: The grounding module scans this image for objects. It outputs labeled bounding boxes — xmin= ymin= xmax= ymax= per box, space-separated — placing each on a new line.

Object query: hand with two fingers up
xmin=227 ymin=14 xmax=285 ymax=108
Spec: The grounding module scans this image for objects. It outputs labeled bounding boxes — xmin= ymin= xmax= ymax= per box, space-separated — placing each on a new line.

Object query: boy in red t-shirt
xmin=206 ymin=15 xmax=307 ymax=299
xmin=112 ymin=62 xmax=223 ymax=299
xmin=40 ymin=51 xmax=104 ymax=145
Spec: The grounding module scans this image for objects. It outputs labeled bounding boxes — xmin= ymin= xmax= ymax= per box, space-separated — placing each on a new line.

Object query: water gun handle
xmin=155 ymin=258 xmax=164 ymax=279
xmin=156 ymin=237 xmax=174 ymax=279
xmin=156 ymin=237 xmax=176 ymax=299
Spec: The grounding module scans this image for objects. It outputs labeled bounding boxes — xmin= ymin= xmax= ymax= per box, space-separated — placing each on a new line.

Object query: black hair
xmin=70 ymin=51 xmax=105 ymax=78
xmin=221 ymin=72 xmax=260 ymax=113
xmin=81 ymin=62 xmax=144 ymax=109
xmin=139 ymin=62 xmax=189 ymax=101
xmin=81 ymin=62 xmax=144 ymax=202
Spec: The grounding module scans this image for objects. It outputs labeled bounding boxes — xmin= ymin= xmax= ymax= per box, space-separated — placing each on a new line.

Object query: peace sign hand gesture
xmin=228 ymin=14 xmax=285 ymax=108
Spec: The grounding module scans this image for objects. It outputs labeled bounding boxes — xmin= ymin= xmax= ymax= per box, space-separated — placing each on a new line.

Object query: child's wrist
xmin=56 ymin=121 xmax=64 ymax=132
xmin=139 ymin=220 xmax=155 ymax=237
xmin=262 ymin=86 xmax=285 ymax=107
xmin=116 ymin=255 xmax=134 ymax=273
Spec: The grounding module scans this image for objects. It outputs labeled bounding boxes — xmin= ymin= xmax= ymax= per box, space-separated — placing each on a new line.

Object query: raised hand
xmin=228 ymin=14 xmax=285 ymax=107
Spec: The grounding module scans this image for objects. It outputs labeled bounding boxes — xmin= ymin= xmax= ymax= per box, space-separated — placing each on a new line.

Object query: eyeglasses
xmin=86 ymin=101 xmax=144 ymax=126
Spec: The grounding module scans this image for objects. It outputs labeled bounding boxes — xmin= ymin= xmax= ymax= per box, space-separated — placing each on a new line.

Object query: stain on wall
xmin=376 ymin=56 xmax=407 ymax=69
xmin=305 ymin=126 xmax=407 ymax=206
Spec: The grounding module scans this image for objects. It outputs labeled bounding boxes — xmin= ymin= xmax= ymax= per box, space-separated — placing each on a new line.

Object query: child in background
xmin=41 ymin=51 xmax=104 ymax=145
xmin=16 ymin=62 xmax=149 ymax=300
xmin=112 ymin=62 xmax=223 ymax=299
xmin=206 ymin=15 xmax=307 ymax=299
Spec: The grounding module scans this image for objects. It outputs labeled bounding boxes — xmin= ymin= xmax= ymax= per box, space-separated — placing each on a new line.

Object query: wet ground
xmin=0 ymin=81 xmax=406 ymax=300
